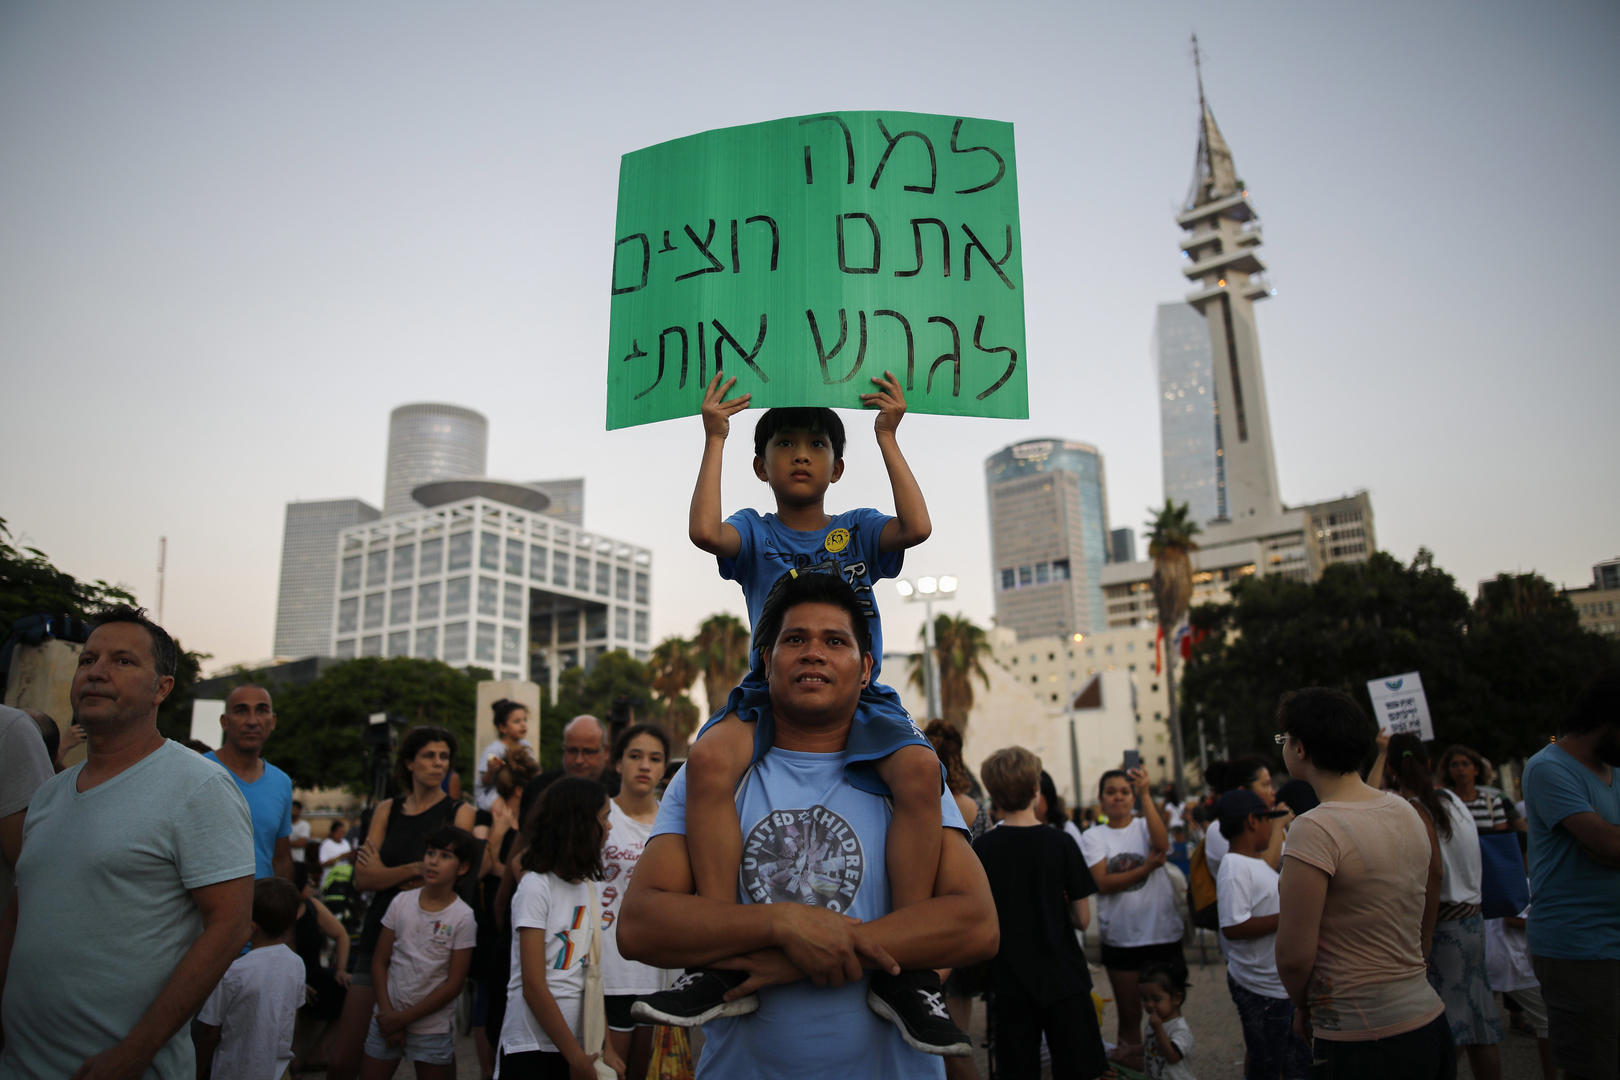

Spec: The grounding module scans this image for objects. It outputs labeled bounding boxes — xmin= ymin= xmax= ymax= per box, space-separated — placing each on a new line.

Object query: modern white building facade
xmin=331 ymin=486 xmax=651 ymax=697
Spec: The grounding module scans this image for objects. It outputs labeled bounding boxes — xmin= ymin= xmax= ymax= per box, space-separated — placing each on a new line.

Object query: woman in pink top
xmin=1273 ymin=688 xmax=1455 ymax=1079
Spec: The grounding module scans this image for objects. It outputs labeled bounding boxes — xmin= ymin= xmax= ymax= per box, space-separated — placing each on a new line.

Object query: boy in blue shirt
xmin=634 ymin=370 xmax=963 ymax=1054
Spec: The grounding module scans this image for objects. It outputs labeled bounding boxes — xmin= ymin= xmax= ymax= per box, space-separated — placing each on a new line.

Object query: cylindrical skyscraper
xmin=382 ymin=403 xmax=488 ymax=517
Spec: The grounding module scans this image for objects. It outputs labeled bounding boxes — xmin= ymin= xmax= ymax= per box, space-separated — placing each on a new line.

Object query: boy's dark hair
xmin=753 ymin=571 xmax=871 ymax=658
xmin=521 ymin=777 xmax=607 ymax=883
xmin=980 ymin=746 xmax=1041 ymax=813
xmin=753 ymin=407 xmax=846 ymax=460
xmin=393 ymin=724 xmax=458 ymax=793
xmin=91 ymin=604 xmax=178 ymax=679
xmin=1564 ymin=667 xmax=1620 ymax=736
xmin=424 ymin=825 xmax=480 ymax=876
xmin=1276 ymin=688 xmax=1375 ymax=774
xmin=253 ymin=877 xmax=302 ymax=938
xmin=612 ymin=721 xmax=671 ymax=763
xmin=1140 ymin=960 xmax=1190 ymax=998
xmin=1218 ymin=813 xmax=1258 ymax=842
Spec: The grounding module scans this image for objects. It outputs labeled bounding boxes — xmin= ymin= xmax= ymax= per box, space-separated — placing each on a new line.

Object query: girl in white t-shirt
xmin=1079 ymin=767 xmax=1184 ymax=1065
xmin=602 ymin=723 xmax=670 ymax=1080
xmin=498 ymin=777 xmax=621 ymax=1080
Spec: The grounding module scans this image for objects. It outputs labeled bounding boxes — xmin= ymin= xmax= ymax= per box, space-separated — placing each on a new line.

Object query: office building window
xmin=387 ymin=631 xmax=409 ymax=658
xmin=448 ymin=531 xmax=473 ymax=571
xmin=476 ymin=621 xmax=497 ymax=663
xmin=335 ymin=638 xmax=356 ymax=660
xmin=480 ymin=532 xmax=500 ymax=571
xmin=366 ymin=550 xmax=389 ymax=587
xmin=417 ymin=581 xmax=441 ymax=620
xmin=363 ymin=592 xmax=385 ymax=630
xmin=341 ymin=556 xmax=362 ymax=592
xmin=635 ymin=572 xmax=649 ymax=604
xmin=506 ymin=539 xmax=524 ymax=576
xmin=419 ymin=537 xmax=444 ymax=575
xmin=501 ymin=625 xmax=522 ymax=667
xmin=393 ymin=544 xmax=415 ymax=582
xmin=445 ymin=576 xmax=471 ymax=617
xmin=337 ymin=597 xmax=359 ymax=634
xmin=443 ymin=622 xmax=469 ymax=663
xmin=529 ymin=545 xmax=546 ymax=581
xmin=414 ymin=626 xmax=438 ymax=659
xmin=361 ymin=634 xmax=382 ymax=657
xmin=503 ymin=582 xmax=524 ymax=621
xmin=390 ymin=587 xmax=411 ymax=626
xmin=478 ymin=576 xmax=498 ymax=617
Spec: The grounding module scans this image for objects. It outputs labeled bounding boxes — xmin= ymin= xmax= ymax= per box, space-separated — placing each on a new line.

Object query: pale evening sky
xmin=3 ymin=1 xmax=1616 ymax=675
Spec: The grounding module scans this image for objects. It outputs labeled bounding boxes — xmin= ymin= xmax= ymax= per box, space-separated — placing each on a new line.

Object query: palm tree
xmin=648 ymin=636 xmax=702 ymax=743
xmin=1147 ymin=499 xmax=1202 ymax=790
xmin=690 ymin=613 xmax=750 ymax=716
xmin=908 ymin=613 xmax=992 ymax=731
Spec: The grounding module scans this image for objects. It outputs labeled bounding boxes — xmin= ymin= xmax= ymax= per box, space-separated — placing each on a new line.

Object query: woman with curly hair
xmin=1437 ymin=744 xmax=1523 ymax=836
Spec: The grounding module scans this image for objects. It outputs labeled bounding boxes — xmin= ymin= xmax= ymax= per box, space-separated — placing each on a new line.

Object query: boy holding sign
xmin=632 ymin=370 xmax=967 ymax=1055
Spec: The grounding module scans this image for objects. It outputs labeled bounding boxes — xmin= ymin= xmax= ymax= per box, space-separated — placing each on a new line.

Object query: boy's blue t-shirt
xmin=205 ymin=752 xmax=294 ymax=879
xmin=1524 ymin=742 xmax=1620 ymax=959
xmin=651 ymin=752 xmax=964 ymax=1078
xmin=719 ymin=507 xmax=901 ymax=681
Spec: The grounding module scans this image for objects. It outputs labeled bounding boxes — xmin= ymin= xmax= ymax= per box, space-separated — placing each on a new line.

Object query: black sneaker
xmin=866 ymin=969 xmax=972 ymax=1056
xmin=630 ymin=968 xmax=759 ymax=1027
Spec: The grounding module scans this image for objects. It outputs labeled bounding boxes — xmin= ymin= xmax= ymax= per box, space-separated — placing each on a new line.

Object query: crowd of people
xmin=2 ymin=389 xmax=1617 ymax=1080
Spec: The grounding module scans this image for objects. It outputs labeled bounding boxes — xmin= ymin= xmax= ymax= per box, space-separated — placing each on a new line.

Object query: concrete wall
xmin=3 ymin=640 xmax=85 ymax=769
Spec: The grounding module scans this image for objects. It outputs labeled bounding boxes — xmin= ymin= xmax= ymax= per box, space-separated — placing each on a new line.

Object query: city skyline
xmin=3 ymin=2 xmax=1616 ymax=674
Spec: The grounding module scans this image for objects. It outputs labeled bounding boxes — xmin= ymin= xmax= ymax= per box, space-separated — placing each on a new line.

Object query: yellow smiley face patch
xmin=824 ymin=528 xmax=851 ymax=554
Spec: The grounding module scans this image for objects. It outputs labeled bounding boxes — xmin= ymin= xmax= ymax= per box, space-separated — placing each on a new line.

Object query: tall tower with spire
xmin=1174 ymin=37 xmax=1282 ymax=524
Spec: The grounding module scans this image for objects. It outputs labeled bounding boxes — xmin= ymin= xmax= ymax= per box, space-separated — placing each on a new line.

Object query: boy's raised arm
xmin=689 ymin=373 xmax=749 ymax=557
xmin=863 ymin=371 xmax=932 ymax=553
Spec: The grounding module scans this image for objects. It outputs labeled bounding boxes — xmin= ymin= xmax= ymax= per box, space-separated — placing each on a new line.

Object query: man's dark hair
xmin=753 ymin=407 xmax=846 ymax=461
xmin=612 ymin=721 xmax=671 ymax=763
xmin=1564 ymin=667 xmax=1620 ymax=736
xmin=393 ymin=724 xmax=459 ymax=793
xmin=753 ymin=571 xmax=871 ymax=658
xmin=521 ymin=777 xmax=607 ymax=883
xmin=91 ymin=604 xmax=177 ymax=679
xmin=1276 ymin=688 xmax=1375 ymax=775
xmin=252 ymin=877 xmax=301 ymax=938
xmin=423 ymin=824 xmax=480 ymax=877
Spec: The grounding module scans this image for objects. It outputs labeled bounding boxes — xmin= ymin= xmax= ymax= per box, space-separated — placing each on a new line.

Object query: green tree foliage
xmin=648 ymin=636 xmax=702 ymax=745
xmin=549 ymin=650 xmax=662 ymax=763
xmin=691 ymin=614 xmax=749 ymax=714
xmin=241 ymin=658 xmax=483 ymax=793
xmin=908 ymin=613 xmax=992 ymax=730
xmin=1 ymin=518 xmax=207 ymax=740
xmin=1146 ymin=500 xmax=1202 ymax=785
xmin=1181 ymin=550 xmax=1616 ymax=769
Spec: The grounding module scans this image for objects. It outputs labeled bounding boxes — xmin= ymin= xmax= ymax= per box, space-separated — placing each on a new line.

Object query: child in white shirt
xmin=1139 ymin=961 xmax=1196 ymax=1080
xmin=196 ymin=877 xmax=307 ymax=1080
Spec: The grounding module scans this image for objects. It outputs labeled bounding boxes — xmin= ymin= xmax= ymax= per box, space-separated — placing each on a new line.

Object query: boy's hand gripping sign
xmin=607 ymin=111 xmax=1029 ymax=429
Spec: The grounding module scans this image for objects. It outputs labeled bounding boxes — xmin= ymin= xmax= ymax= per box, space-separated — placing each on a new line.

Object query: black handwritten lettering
xmin=744 ymin=215 xmax=780 ymax=271
xmin=950 ymin=119 xmax=1007 ymax=194
xmin=658 ymin=327 xmax=689 ymax=391
xmin=837 ymin=213 xmax=881 ymax=275
xmin=927 ymin=315 xmax=962 ymax=396
xmin=806 ymin=308 xmax=867 ymax=384
xmin=695 ymin=321 xmax=707 ymax=387
xmin=659 ymin=231 xmax=677 ymax=253
xmin=611 ymin=234 xmax=649 ymax=296
xmin=713 ymin=315 xmax=769 ymax=382
xmin=675 ymin=221 xmax=724 ymax=282
xmin=962 ymin=224 xmax=1015 ymax=289
xmin=799 ymin=114 xmax=855 ymax=186
xmin=873 ymin=309 xmax=916 ymax=390
xmin=973 ymin=315 xmax=1018 ymax=400
xmin=870 ymin=119 xmax=937 ymax=194
xmin=895 ymin=218 xmax=949 ymax=279
xmin=621 ymin=339 xmax=660 ymax=400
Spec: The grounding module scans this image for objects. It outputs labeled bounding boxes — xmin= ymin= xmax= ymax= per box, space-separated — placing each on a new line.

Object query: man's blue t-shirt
xmin=651 ymin=750 xmax=965 ymax=1079
xmin=1524 ymin=742 xmax=1620 ymax=959
xmin=719 ymin=507 xmax=901 ymax=681
xmin=205 ymin=752 xmax=294 ymax=879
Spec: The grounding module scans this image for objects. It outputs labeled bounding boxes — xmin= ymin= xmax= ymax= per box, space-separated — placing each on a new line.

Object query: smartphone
xmin=1122 ymin=749 xmax=1142 ymax=772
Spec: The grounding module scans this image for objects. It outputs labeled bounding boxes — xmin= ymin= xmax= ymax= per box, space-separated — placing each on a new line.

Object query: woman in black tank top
xmin=325 ymin=725 xmax=477 ymax=1080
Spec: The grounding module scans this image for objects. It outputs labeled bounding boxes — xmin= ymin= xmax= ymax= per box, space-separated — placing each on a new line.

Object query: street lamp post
xmin=895 ymin=574 xmax=957 ymax=721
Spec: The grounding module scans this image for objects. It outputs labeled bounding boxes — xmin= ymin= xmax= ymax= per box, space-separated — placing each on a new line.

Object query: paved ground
xmin=379 ymin=943 xmax=1547 ymax=1079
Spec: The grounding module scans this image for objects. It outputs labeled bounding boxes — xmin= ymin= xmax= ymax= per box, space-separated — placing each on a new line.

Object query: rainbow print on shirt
xmin=552 ymin=905 xmax=589 ymax=970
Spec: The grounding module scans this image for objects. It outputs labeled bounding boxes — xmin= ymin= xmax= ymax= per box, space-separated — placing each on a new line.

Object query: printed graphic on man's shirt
xmin=741 ymin=805 xmax=865 ymax=912
xmin=1107 ymin=851 xmax=1150 ymax=892
xmin=552 ymin=905 xmax=590 ymax=969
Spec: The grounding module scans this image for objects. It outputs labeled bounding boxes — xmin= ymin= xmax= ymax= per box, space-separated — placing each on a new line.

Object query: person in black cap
xmin=1215 ymin=788 xmax=1310 ymax=1080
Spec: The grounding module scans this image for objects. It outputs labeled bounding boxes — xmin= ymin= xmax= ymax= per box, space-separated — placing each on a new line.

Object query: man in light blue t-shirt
xmin=619 ymin=572 xmax=998 ymax=1079
xmin=206 ymin=683 xmax=294 ymax=879
xmin=1524 ymin=667 xmax=1620 ymax=1080
xmin=0 ymin=606 xmax=254 ymax=1080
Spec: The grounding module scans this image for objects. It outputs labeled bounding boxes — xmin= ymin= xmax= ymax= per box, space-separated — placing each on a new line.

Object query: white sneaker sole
xmin=865 ymin=990 xmax=973 ymax=1057
xmin=630 ymin=993 xmax=759 ymax=1028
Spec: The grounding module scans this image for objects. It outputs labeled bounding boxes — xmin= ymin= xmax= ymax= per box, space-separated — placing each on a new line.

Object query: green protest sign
xmin=606 ymin=111 xmax=1027 ymax=429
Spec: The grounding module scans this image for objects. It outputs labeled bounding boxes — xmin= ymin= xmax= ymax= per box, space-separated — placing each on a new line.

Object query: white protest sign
xmin=1365 ymin=672 xmax=1434 ymax=741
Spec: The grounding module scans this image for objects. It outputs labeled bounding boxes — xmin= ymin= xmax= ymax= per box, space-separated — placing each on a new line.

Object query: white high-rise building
xmin=382 ymin=403 xmax=489 ymax=517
